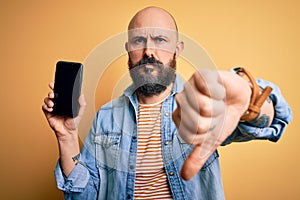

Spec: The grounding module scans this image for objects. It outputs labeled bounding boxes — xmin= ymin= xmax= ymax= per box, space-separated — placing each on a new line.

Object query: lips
xmin=143 ymin=64 xmax=155 ymax=74
xmin=130 ymin=62 xmax=158 ymax=77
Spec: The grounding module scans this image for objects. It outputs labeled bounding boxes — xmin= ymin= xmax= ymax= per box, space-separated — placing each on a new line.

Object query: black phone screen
xmin=52 ymin=61 xmax=83 ymax=118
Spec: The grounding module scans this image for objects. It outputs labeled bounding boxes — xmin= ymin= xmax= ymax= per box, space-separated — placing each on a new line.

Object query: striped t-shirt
xmin=134 ymin=101 xmax=173 ymax=199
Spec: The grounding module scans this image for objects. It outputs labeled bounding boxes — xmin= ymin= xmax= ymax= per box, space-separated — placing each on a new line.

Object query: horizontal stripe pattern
xmin=134 ymin=102 xmax=173 ymax=199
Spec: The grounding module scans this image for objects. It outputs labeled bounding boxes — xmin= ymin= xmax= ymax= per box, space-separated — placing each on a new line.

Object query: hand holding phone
xmin=52 ymin=61 xmax=83 ymax=118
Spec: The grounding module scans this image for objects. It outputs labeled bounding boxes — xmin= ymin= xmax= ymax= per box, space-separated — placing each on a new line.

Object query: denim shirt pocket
xmin=94 ymin=132 xmax=121 ymax=173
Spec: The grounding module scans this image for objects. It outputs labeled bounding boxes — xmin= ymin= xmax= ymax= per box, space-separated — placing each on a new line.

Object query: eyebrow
xmin=130 ymin=34 xmax=169 ymax=41
xmin=152 ymin=34 xmax=168 ymax=39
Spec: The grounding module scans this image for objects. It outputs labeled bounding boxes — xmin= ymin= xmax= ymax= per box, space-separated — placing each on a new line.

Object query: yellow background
xmin=0 ymin=0 xmax=299 ymax=199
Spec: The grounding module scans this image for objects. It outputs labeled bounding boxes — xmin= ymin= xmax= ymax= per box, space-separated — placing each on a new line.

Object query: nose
xmin=144 ymin=40 xmax=157 ymax=59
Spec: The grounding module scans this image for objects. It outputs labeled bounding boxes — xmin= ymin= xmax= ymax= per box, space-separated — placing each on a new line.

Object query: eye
xmin=133 ymin=37 xmax=146 ymax=44
xmin=154 ymin=37 xmax=167 ymax=43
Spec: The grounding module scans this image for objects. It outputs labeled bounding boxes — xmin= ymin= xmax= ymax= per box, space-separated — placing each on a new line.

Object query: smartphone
xmin=52 ymin=61 xmax=83 ymax=118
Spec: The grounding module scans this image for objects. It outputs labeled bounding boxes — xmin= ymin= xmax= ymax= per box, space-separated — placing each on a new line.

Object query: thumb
xmin=180 ymin=145 xmax=206 ymax=180
xmin=77 ymin=94 xmax=86 ymax=117
xmin=74 ymin=94 xmax=86 ymax=123
xmin=180 ymin=144 xmax=217 ymax=180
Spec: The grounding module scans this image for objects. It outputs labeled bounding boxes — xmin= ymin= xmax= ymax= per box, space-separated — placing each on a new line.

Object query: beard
xmin=128 ymin=54 xmax=176 ymax=97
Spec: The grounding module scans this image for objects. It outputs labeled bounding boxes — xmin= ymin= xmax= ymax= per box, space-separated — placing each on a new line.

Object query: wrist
xmin=58 ymin=136 xmax=80 ymax=152
xmin=58 ymin=137 xmax=80 ymax=176
xmin=232 ymin=67 xmax=273 ymax=122
xmin=57 ymin=135 xmax=80 ymax=159
xmin=56 ymin=130 xmax=79 ymax=143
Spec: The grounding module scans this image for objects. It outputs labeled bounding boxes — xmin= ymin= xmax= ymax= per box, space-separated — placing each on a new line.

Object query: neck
xmin=137 ymin=83 xmax=173 ymax=104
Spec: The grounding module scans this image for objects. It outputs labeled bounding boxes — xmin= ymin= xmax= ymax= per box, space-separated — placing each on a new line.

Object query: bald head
xmin=125 ymin=6 xmax=184 ymax=67
xmin=128 ymin=7 xmax=178 ymax=32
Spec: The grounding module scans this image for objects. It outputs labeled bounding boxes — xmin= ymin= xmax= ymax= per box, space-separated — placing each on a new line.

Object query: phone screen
xmin=52 ymin=61 xmax=83 ymax=117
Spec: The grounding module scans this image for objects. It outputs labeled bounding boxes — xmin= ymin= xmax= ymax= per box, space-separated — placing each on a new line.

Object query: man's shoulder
xmin=99 ymin=95 xmax=129 ymax=111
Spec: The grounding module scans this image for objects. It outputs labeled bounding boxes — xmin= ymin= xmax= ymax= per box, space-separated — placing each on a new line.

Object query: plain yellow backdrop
xmin=0 ymin=1 xmax=298 ymax=199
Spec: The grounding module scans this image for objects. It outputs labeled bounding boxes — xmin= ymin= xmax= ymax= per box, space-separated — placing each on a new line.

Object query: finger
xmin=42 ymin=103 xmax=53 ymax=113
xmin=192 ymin=70 xmax=225 ymax=100
xmin=183 ymin=85 xmax=225 ymax=117
xmin=174 ymin=93 xmax=219 ymax=144
xmin=49 ymin=82 xmax=54 ymax=90
xmin=180 ymin=108 xmax=241 ymax=180
xmin=180 ymin=119 xmax=223 ymax=180
xmin=204 ymin=81 xmax=225 ymax=101
xmin=175 ymin=91 xmax=217 ymax=132
xmin=198 ymin=98 xmax=225 ymax=117
xmin=44 ymin=97 xmax=54 ymax=108
xmin=48 ymin=91 xmax=54 ymax=99
xmin=180 ymin=112 xmax=226 ymax=180
xmin=174 ymin=93 xmax=199 ymax=139
xmin=180 ymin=117 xmax=220 ymax=145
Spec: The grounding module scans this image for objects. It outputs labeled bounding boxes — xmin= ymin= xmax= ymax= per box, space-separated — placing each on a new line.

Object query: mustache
xmin=129 ymin=55 xmax=164 ymax=69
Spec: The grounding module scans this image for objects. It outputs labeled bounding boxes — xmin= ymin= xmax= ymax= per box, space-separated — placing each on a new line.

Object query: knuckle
xmin=48 ymin=91 xmax=54 ymax=97
xmin=190 ymin=135 xmax=204 ymax=145
xmin=197 ymin=121 xmax=209 ymax=133
xmin=199 ymin=100 xmax=212 ymax=116
xmin=184 ymin=79 xmax=196 ymax=91
xmin=46 ymin=98 xmax=54 ymax=107
xmin=180 ymin=133 xmax=196 ymax=145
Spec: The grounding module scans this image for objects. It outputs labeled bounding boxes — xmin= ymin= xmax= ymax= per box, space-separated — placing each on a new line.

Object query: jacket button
xmin=169 ymin=171 xmax=174 ymax=176
xmin=165 ymin=112 xmax=169 ymax=117
xmin=164 ymin=141 xmax=169 ymax=145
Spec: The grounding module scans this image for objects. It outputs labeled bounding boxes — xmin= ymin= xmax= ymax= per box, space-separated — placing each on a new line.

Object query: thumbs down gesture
xmin=172 ymin=69 xmax=252 ymax=180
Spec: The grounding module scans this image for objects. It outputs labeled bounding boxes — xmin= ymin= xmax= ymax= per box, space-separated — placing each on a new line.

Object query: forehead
xmin=128 ymin=27 xmax=177 ymax=38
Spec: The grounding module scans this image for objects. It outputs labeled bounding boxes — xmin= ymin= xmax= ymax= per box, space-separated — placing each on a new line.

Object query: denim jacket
xmin=54 ymin=75 xmax=292 ymax=200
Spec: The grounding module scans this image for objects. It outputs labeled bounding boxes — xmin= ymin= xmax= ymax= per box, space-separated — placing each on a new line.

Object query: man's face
xmin=126 ymin=27 xmax=179 ymax=96
xmin=127 ymin=27 xmax=178 ymax=66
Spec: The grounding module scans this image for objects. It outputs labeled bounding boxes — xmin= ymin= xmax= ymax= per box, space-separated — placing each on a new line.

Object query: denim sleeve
xmin=222 ymin=79 xmax=292 ymax=145
xmin=54 ymin=159 xmax=90 ymax=192
xmin=54 ymin=144 xmax=100 ymax=199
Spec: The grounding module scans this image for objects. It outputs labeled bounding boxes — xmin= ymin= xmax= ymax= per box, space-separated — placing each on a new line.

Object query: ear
xmin=175 ymin=41 xmax=184 ymax=58
xmin=125 ymin=42 xmax=129 ymax=52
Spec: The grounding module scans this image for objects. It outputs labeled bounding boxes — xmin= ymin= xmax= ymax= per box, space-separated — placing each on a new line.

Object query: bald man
xmin=43 ymin=7 xmax=291 ymax=200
